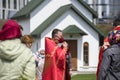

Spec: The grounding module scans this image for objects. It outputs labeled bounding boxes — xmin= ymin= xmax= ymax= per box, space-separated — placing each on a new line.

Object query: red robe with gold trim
xmin=42 ymin=37 xmax=67 ymax=80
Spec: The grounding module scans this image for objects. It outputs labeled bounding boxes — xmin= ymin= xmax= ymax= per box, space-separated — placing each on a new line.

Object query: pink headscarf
xmin=0 ymin=20 xmax=22 ymax=41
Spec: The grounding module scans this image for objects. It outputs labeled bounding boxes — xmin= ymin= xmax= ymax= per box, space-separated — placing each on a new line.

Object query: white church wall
xmin=30 ymin=0 xmax=71 ymax=33
xmin=72 ymin=0 xmax=93 ymax=22
xmin=17 ymin=18 xmax=30 ymax=35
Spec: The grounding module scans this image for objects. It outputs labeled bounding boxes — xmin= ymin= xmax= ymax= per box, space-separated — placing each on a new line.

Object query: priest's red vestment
xmin=42 ymin=37 xmax=67 ymax=80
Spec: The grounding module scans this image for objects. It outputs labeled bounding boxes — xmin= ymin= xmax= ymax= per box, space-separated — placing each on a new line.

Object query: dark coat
xmin=98 ymin=44 xmax=120 ymax=80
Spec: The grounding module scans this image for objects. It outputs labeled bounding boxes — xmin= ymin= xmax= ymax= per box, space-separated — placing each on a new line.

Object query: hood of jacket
xmin=0 ymin=39 xmax=26 ymax=60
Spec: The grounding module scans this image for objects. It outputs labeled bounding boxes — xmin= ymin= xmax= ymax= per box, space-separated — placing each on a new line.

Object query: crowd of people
xmin=0 ymin=19 xmax=72 ymax=80
xmin=1 ymin=17 xmax=120 ymax=80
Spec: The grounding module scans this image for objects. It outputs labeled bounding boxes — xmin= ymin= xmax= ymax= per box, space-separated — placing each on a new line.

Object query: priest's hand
xmin=62 ymin=41 xmax=68 ymax=49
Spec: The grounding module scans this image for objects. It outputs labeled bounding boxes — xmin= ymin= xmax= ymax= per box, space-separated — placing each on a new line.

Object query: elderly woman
xmin=0 ymin=20 xmax=36 ymax=80
xmin=98 ymin=30 xmax=120 ymax=80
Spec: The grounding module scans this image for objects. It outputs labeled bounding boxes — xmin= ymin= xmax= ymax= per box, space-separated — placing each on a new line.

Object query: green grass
xmin=71 ymin=74 xmax=96 ymax=80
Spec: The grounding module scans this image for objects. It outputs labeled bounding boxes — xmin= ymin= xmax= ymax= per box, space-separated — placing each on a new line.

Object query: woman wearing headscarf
xmin=96 ymin=18 xmax=120 ymax=80
xmin=0 ymin=20 xmax=36 ymax=80
xmin=98 ymin=30 xmax=120 ymax=80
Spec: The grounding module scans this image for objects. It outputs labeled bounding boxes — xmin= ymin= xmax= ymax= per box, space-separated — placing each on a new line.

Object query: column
xmin=19 ymin=0 xmax=24 ymax=9
xmin=16 ymin=0 xmax=19 ymax=10
xmin=0 ymin=0 xmax=2 ymax=19
xmin=98 ymin=0 xmax=102 ymax=18
xmin=88 ymin=0 xmax=93 ymax=8
xmin=5 ymin=0 xmax=9 ymax=19
xmin=105 ymin=0 xmax=109 ymax=17
xmin=10 ymin=0 xmax=14 ymax=9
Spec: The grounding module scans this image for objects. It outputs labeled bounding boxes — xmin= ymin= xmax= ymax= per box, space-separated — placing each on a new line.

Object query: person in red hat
xmin=42 ymin=29 xmax=68 ymax=80
xmin=0 ymin=20 xmax=36 ymax=80
xmin=96 ymin=18 xmax=120 ymax=80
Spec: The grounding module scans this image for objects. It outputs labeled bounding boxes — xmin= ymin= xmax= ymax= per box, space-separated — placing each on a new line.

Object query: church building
xmin=12 ymin=0 xmax=104 ymax=72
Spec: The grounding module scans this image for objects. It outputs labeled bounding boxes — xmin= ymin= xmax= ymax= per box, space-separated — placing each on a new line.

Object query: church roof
xmin=63 ymin=25 xmax=87 ymax=35
xmin=11 ymin=0 xmax=104 ymax=37
xmin=11 ymin=0 xmax=44 ymax=19
xmin=30 ymin=4 xmax=104 ymax=37
xmin=11 ymin=0 xmax=97 ymax=19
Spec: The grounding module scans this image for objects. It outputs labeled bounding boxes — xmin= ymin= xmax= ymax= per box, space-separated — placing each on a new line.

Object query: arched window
xmin=83 ymin=42 xmax=89 ymax=66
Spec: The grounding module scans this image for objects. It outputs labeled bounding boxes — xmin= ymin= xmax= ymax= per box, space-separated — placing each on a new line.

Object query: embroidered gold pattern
xmin=43 ymin=46 xmax=58 ymax=71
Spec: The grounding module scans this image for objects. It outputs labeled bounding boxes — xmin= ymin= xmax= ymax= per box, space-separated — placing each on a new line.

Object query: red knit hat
xmin=0 ymin=20 xmax=22 ymax=41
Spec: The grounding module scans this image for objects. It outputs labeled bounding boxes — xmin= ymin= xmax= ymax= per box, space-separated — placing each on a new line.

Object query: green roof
xmin=12 ymin=0 xmax=44 ymax=19
xmin=31 ymin=4 xmax=71 ymax=35
xmin=12 ymin=0 xmax=97 ymax=19
xmin=11 ymin=0 xmax=103 ymax=36
xmin=63 ymin=25 xmax=87 ymax=35
xmin=31 ymin=4 xmax=104 ymax=37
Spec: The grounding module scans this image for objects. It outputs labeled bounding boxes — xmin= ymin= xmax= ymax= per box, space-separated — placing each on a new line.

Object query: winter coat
xmin=98 ymin=44 xmax=120 ymax=80
xmin=0 ymin=39 xmax=36 ymax=80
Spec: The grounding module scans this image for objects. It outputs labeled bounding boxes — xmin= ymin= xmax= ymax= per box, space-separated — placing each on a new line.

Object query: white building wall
xmin=79 ymin=35 xmax=99 ymax=71
xmin=30 ymin=0 xmax=71 ymax=32
xmin=105 ymin=0 xmax=110 ymax=17
xmin=98 ymin=0 xmax=102 ymax=18
xmin=77 ymin=37 xmax=83 ymax=71
xmin=0 ymin=0 xmax=30 ymax=19
xmin=17 ymin=18 xmax=30 ymax=35
xmin=76 ymin=17 xmax=99 ymax=71
xmin=30 ymin=0 xmax=95 ymax=33
xmin=72 ymin=0 xmax=93 ymax=22
xmin=31 ymin=35 xmax=41 ymax=53
xmin=0 ymin=0 xmax=2 ymax=19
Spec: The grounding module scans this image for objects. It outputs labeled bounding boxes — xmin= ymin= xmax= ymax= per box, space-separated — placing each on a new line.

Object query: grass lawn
xmin=71 ymin=74 xmax=96 ymax=80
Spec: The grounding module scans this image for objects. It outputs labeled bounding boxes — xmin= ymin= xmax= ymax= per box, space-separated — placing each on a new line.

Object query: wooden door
xmin=66 ymin=40 xmax=77 ymax=71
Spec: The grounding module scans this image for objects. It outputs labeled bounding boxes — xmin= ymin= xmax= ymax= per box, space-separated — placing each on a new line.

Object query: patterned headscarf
xmin=108 ymin=30 xmax=120 ymax=45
